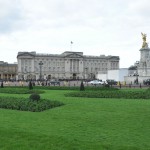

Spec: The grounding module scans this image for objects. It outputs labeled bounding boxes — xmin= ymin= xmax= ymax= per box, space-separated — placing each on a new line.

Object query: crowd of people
xmin=0 ymin=80 xmax=83 ymax=87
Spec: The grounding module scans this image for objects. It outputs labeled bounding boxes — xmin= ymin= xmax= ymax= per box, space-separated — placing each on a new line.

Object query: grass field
xmin=0 ymin=89 xmax=150 ymax=150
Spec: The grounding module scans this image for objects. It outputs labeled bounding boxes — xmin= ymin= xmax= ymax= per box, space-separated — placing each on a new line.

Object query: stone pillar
xmin=18 ymin=59 xmax=22 ymax=72
xmin=77 ymin=60 xmax=79 ymax=72
xmin=79 ymin=59 xmax=84 ymax=78
xmin=79 ymin=59 xmax=83 ymax=72
xmin=71 ymin=59 xmax=73 ymax=72
xmin=72 ymin=59 xmax=74 ymax=72
xmin=65 ymin=59 xmax=70 ymax=72
xmin=31 ymin=59 xmax=34 ymax=72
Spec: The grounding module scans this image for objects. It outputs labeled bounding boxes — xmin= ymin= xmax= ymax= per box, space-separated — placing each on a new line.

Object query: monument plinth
xmin=125 ymin=33 xmax=150 ymax=84
xmin=138 ymin=33 xmax=150 ymax=76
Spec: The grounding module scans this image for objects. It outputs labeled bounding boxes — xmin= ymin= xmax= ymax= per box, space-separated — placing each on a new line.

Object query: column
xmin=72 ymin=59 xmax=74 ymax=72
xmin=77 ymin=60 xmax=79 ymax=72
xmin=18 ymin=59 xmax=22 ymax=72
xmin=1 ymin=73 xmax=3 ymax=79
xmin=70 ymin=59 xmax=72 ymax=72
xmin=31 ymin=59 xmax=34 ymax=73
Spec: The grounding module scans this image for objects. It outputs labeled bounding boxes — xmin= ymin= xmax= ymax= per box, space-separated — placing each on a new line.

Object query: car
xmin=88 ymin=80 xmax=104 ymax=85
xmin=106 ymin=79 xmax=117 ymax=85
xmin=143 ymin=79 xmax=150 ymax=85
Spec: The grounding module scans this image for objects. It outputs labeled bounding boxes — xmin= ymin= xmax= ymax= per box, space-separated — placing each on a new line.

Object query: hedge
xmin=65 ymin=90 xmax=150 ymax=99
xmin=0 ymin=87 xmax=44 ymax=94
xmin=0 ymin=97 xmax=64 ymax=112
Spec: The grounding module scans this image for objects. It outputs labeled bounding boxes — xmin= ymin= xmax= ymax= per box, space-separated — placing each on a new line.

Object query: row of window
xmin=22 ymin=62 xmax=116 ymax=68
xmin=21 ymin=67 xmax=108 ymax=73
xmin=20 ymin=60 xmax=118 ymax=73
xmin=22 ymin=59 xmax=118 ymax=65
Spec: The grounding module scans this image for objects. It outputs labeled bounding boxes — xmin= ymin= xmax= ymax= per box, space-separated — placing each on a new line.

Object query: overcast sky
xmin=0 ymin=0 xmax=150 ymax=68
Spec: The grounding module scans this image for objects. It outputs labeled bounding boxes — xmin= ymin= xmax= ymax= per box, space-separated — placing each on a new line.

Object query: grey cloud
xmin=1 ymin=0 xmax=148 ymax=33
xmin=0 ymin=0 xmax=121 ymax=32
xmin=0 ymin=0 xmax=23 ymax=33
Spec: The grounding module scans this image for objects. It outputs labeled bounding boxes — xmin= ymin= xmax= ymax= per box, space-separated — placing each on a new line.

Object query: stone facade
xmin=17 ymin=51 xmax=119 ymax=80
xmin=0 ymin=61 xmax=17 ymax=80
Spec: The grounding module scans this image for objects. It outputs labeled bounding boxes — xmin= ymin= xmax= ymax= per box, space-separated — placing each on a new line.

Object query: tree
xmin=119 ymin=83 xmax=122 ymax=89
xmin=80 ymin=81 xmax=85 ymax=91
xmin=1 ymin=82 xmax=4 ymax=88
xmin=29 ymin=93 xmax=40 ymax=102
xmin=128 ymin=65 xmax=137 ymax=70
xmin=29 ymin=81 xmax=33 ymax=90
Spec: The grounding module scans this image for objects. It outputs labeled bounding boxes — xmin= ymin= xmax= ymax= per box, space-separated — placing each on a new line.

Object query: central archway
xmin=73 ymin=73 xmax=76 ymax=80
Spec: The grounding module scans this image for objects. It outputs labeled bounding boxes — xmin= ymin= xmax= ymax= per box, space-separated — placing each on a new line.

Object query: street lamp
xmin=39 ymin=61 xmax=43 ymax=81
xmin=135 ymin=62 xmax=139 ymax=85
xmin=135 ymin=71 xmax=139 ymax=85
xmin=134 ymin=67 xmax=139 ymax=85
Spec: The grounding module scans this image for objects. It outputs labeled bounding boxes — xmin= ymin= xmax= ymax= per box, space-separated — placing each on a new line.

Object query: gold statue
xmin=141 ymin=32 xmax=148 ymax=48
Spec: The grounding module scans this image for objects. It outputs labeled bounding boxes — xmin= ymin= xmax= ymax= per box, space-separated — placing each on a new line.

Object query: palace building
xmin=0 ymin=61 xmax=17 ymax=80
xmin=17 ymin=51 xmax=119 ymax=80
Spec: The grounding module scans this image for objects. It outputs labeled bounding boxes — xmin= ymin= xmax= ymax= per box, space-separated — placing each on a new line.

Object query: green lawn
xmin=0 ymin=89 xmax=150 ymax=150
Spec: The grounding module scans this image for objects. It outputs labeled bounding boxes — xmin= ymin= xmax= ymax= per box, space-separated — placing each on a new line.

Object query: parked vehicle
xmin=106 ymin=79 xmax=117 ymax=85
xmin=88 ymin=80 xmax=104 ymax=85
xmin=143 ymin=79 xmax=150 ymax=85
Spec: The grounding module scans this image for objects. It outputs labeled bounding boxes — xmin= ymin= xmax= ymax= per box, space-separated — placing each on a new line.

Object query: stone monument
xmin=125 ymin=33 xmax=150 ymax=84
xmin=141 ymin=32 xmax=148 ymax=48
xmin=138 ymin=32 xmax=150 ymax=76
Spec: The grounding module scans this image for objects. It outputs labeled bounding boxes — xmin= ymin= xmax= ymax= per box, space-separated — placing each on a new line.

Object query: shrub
xmin=103 ymin=84 xmax=110 ymax=88
xmin=80 ymin=81 xmax=85 ymax=91
xmin=29 ymin=81 xmax=33 ymax=90
xmin=0 ymin=96 xmax=64 ymax=112
xmin=29 ymin=93 xmax=40 ymax=102
xmin=0 ymin=87 xmax=44 ymax=94
xmin=1 ymin=82 xmax=4 ymax=88
xmin=65 ymin=90 xmax=150 ymax=99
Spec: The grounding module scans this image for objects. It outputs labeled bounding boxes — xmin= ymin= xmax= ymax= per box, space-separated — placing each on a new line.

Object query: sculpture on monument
xmin=141 ymin=32 xmax=148 ymax=48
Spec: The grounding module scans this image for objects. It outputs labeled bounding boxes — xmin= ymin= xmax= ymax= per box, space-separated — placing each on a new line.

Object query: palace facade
xmin=0 ymin=61 xmax=17 ymax=80
xmin=17 ymin=51 xmax=119 ymax=80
